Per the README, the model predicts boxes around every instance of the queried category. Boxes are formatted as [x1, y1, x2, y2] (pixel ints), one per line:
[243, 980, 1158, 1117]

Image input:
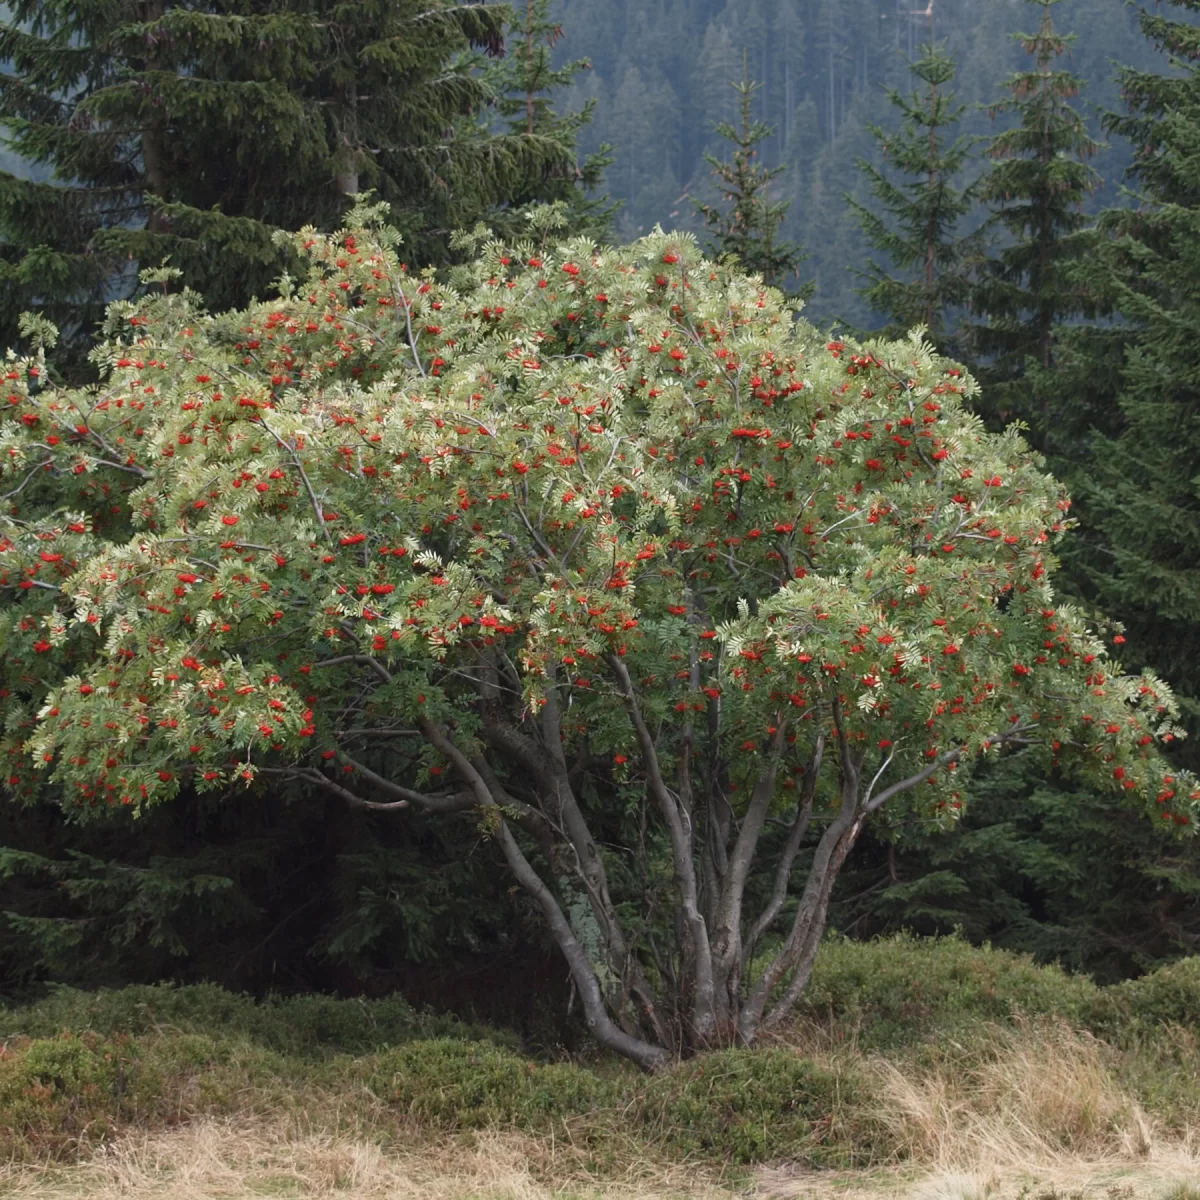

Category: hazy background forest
[559, 0, 1155, 325]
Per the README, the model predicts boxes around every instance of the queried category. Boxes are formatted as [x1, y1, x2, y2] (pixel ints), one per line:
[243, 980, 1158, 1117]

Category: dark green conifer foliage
[851, 35, 978, 350]
[0, 0, 582, 364]
[830, 753, 1200, 982]
[483, 0, 614, 240]
[1073, 0, 1200, 755]
[966, 0, 1102, 455]
[694, 62, 808, 294]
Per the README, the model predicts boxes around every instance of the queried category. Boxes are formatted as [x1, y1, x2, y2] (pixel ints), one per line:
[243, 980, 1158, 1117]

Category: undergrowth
[0, 934, 1196, 1175]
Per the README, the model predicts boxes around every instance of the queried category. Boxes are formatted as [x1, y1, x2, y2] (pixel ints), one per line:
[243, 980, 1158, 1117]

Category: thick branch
[418, 715, 669, 1070]
[486, 702, 669, 1048]
[746, 735, 825, 953]
[863, 724, 1038, 814]
[312, 654, 393, 685]
[739, 765, 861, 1041]
[718, 723, 788, 920]
[708, 723, 788, 1011]
[493, 819, 668, 1072]
[608, 653, 717, 1041]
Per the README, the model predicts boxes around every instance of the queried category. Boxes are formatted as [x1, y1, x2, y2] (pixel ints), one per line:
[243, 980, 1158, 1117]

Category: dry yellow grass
[758, 1163, 1200, 1200]
[0, 1118, 737, 1200]
[2, 1016, 1198, 1199]
[760, 1017, 1200, 1200]
[865, 1020, 1161, 1168]
[0, 1118, 1196, 1200]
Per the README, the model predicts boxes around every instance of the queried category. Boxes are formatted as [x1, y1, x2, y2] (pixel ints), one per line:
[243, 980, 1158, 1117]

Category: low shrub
[3, 942, 1200, 1171]
[0, 1032, 165, 1157]
[795, 934, 1100, 1048]
[0, 983, 507, 1057]
[1084, 957, 1200, 1038]
[636, 1047, 881, 1166]
[372, 1038, 618, 1130]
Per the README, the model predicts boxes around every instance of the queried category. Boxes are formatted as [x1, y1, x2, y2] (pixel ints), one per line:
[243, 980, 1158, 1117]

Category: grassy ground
[1, 1123, 1197, 1200]
[0, 936, 1198, 1199]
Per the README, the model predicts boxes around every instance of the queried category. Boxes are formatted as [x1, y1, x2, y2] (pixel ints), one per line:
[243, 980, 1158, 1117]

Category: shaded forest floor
[1, 937, 1198, 1199]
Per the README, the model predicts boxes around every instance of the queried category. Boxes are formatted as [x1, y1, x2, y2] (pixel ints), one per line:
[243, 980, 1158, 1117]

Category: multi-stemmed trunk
[282, 643, 972, 1071]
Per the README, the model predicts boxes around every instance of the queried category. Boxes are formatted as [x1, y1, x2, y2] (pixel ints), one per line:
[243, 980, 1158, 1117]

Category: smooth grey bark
[708, 725, 788, 1022]
[481, 678, 672, 1049]
[737, 702, 864, 1042]
[419, 714, 670, 1071]
[610, 654, 719, 1045]
[745, 734, 825, 960]
[310, 652, 1039, 1068]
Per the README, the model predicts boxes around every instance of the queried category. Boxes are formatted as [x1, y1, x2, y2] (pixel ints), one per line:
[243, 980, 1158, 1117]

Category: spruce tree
[966, 0, 1102, 456]
[850, 36, 978, 350]
[0, 0, 584, 365]
[483, 0, 614, 240]
[1073, 0, 1200, 759]
[694, 62, 809, 294]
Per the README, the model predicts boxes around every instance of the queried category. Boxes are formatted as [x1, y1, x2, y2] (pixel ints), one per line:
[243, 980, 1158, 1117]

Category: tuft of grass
[864, 1018, 1153, 1169]
[1159, 1184, 1200, 1200]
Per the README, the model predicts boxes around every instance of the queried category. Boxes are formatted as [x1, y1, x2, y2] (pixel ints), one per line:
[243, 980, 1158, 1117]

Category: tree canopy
[0, 205, 1194, 1067]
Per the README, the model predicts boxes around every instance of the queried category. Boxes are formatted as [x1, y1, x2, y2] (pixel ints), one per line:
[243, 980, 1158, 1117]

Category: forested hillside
[558, 0, 1159, 324]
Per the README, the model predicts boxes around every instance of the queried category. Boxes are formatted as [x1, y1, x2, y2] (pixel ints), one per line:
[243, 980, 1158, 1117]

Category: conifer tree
[483, 0, 614, 241]
[694, 62, 808, 294]
[966, 0, 1102, 455]
[1073, 0, 1200, 759]
[850, 36, 978, 350]
[0, 0, 585, 365]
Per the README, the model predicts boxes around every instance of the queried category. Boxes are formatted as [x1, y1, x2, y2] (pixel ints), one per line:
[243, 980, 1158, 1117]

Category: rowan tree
[1, 204, 1193, 1069]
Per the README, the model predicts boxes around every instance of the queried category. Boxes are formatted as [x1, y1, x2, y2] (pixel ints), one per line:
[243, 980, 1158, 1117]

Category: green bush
[0, 1032, 164, 1156]
[636, 1047, 878, 1166]
[4, 944, 1200, 1170]
[0, 1024, 308, 1159]
[1085, 957, 1200, 1037]
[795, 934, 1100, 1048]
[373, 1038, 617, 1129]
[0, 983, 508, 1057]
